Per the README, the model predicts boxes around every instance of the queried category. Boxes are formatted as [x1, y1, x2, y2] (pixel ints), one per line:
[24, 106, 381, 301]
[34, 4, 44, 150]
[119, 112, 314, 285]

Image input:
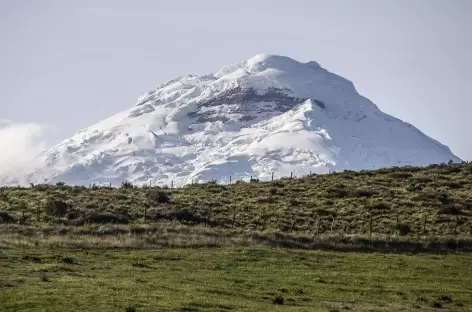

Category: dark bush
[155, 191, 171, 204]
[125, 306, 137, 312]
[66, 209, 81, 220]
[55, 182, 66, 187]
[439, 204, 463, 215]
[22, 255, 42, 263]
[443, 181, 462, 189]
[61, 257, 75, 264]
[269, 188, 277, 195]
[438, 295, 452, 303]
[0, 211, 14, 223]
[121, 181, 134, 189]
[44, 199, 71, 217]
[396, 223, 412, 236]
[272, 294, 284, 305]
[172, 208, 203, 224]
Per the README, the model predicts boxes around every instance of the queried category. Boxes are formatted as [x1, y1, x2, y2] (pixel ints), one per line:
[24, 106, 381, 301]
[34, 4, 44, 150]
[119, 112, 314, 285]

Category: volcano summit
[8, 54, 461, 186]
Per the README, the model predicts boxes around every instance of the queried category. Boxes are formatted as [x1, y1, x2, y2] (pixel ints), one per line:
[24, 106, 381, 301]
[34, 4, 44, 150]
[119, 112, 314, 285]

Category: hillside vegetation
[1, 163, 471, 251]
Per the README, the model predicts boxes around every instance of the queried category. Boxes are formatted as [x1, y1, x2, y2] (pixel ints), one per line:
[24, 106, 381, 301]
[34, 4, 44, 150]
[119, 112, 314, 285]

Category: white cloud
[0, 121, 51, 183]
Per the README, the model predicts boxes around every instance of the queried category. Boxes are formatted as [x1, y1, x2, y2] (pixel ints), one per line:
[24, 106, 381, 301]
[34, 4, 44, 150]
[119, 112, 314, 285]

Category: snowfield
[2, 54, 461, 186]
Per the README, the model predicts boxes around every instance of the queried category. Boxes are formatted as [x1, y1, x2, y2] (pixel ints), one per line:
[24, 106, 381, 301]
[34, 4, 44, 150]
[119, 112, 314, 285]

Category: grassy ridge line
[0, 163, 471, 244]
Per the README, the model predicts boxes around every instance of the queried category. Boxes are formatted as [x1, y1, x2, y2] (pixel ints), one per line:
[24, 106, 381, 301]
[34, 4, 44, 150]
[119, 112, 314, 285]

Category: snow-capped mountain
[6, 54, 462, 186]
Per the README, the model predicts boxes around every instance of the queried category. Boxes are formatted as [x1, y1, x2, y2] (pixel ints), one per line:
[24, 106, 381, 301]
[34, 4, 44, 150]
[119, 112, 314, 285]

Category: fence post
[229, 176, 231, 184]
[271, 172, 274, 181]
[455, 216, 458, 236]
[109, 182, 112, 188]
[369, 214, 373, 237]
[290, 172, 293, 179]
[395, 213, 399, 236]
[171, 180, 174, 189]
[290, 220, 296, 232]
[423, 216, 427, 235]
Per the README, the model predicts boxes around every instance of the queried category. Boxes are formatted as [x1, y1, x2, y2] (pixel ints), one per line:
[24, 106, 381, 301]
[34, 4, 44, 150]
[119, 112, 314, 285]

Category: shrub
[0, 211, 14, 223]
[61, 257, 75, 264]
[44, 199, 71, 217]
[66, 209, 81, 220]
[269, 188, 278, 195]
[148, 190, 171, 204]
[272, 294, 284, 305]
[439, 204, 463, 215]
[171, 208, 203, 224]
[125, 306, 137, 312]
[55, 182, 66, 187]
[438, 295, 452, 303]
[22, 255, 42, 263]
[396, 223, 412, 236]
[121, 181, 134, 189]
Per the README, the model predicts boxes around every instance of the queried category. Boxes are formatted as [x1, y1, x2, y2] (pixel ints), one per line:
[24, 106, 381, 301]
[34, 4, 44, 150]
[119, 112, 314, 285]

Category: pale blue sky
[1, 0, 471, 159]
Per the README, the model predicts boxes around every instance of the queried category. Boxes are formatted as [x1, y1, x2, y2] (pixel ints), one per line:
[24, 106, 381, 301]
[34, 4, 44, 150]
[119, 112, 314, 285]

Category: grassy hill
[1, 162, 471, 251]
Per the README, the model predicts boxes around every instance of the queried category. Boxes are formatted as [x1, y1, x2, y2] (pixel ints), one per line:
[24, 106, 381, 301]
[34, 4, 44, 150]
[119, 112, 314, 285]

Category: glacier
[2, 54, 461, 186]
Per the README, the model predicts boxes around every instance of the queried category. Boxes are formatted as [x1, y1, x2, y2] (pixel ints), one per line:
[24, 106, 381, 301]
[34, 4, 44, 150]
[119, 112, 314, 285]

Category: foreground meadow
[1, 246, 471, 312]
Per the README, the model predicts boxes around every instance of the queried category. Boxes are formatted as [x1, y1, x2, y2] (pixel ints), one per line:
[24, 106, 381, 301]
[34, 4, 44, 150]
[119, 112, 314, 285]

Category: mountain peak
[1, 55, 461, 186]
[244, 53, 321, 72]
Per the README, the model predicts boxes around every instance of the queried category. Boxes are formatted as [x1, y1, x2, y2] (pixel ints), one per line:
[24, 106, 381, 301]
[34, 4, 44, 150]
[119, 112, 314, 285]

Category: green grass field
[2, 246, 472, 312]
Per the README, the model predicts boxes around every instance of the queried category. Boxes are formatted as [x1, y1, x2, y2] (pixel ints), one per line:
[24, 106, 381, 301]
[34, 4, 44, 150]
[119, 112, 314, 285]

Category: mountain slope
[9, 54, 462, 186]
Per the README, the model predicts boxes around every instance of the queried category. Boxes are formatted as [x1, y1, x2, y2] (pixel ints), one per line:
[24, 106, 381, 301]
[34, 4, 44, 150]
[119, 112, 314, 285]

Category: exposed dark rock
[186, 87, 325, 123]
